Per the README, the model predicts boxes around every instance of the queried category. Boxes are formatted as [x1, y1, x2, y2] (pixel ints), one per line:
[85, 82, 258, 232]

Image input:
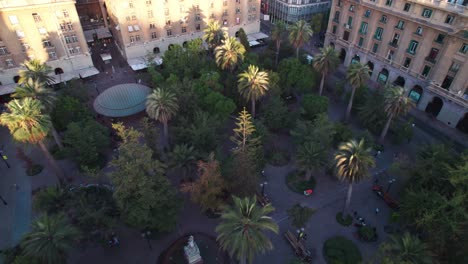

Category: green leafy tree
[271, 21, 287, 67]
[110, 124, 181, 231]
[18, 59, 54, 85]
[357, 90, 386, 133]
[291, 113, 335, 148]
[169, 144, 197, 179]
[203, 20, 225, 49]
[301, 94, 328, 121]
[20, 214, 80, 264]
[345, 63, 370, 122]
[33, 186, 68, 214]
[63, 119, 109, 169]
[310, 13, 324, 33]
[277, 58, 316, 94]
[238, 65, 269, 117]
[51, 96, 92, 131]
[216, 196, 279, 264]
[296, 141, 327, 181]
[260, 95, 289, 131]
[288, 20, 313, 58]
[215, 36, 246, 72]
[334, 139, 375, 214]
[140, 117, 160, 156]
[313, 46, 339, 95]
[287, 203, 315, 228]
[146, 88, 178, 144]
[0, 98, 64, 183]
[379, 85, 414, 143]
[380, 232, 434, 264]
[237, 27, 251, 52]
[180, 154, 226, 212]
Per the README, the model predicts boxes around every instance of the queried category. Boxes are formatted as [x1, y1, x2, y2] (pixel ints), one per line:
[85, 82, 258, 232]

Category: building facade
[104, 0, 261, 65]
[0, 0, 97, 94]
[325, 0, 468, 130]
[267, 0, 331, 23]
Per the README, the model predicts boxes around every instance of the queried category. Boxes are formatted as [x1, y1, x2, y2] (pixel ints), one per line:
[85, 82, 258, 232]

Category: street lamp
[260, 181, 268, 196]
[0, 148, 10, 169]
[141, 230, 152, 249]
[386, 178, 396, 193]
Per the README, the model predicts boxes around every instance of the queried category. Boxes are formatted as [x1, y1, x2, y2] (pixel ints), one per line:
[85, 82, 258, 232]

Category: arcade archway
[425, 97, 443, 117]
[408, 85, 423, 104]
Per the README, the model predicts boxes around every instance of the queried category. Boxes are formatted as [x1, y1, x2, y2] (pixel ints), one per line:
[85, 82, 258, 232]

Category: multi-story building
[103, 0, 261, 69]
[267, 0, 331, 23]
[325, 0, 468, 132]
[0, 0, 98, 95]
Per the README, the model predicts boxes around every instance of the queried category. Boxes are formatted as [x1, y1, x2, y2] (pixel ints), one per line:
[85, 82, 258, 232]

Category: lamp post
[260, 181, 268, 196]
[0, 194, 7, 205]
[386, 178, 396, 193]
[141, 230, 152, 249]
[0, 149, 10, 169]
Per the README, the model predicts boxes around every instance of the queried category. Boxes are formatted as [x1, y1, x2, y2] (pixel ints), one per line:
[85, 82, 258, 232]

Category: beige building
[325, 0, 468, 131]
[0, 0, 98, 95]
[103, 0, 262, 69]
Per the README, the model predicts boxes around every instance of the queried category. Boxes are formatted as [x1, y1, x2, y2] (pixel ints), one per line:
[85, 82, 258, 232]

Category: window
[421, 65, 431, 78]
[390, 33, 399, 47]
[195, 14, 201, 21]
[149, 23, 156, 29]
[449, 62, 460, 73]
[385, 0, 393, 6]
[236, 17, 240, 24]
[68, 47, 76, 54]
[426, 48, 439, 62]
[372, 43, 379, 53]
[148, 10, 153, 18]
[32, 13, 41, 22]
[422, 8, 432, 18]
[9, 15, 19, 25]
[130, 35, 135, 43]
[223, 10, 228, 16]
[128, 25, 134, 32]
[333, 11, 340, 22]
[380, 15, 387, 23]
[0, 46, 9, 55]
[134, 25, 140, 31]
[415, 26, 423, 35]
[337, 0, 341, 7]
[63, 10, 69, 18]
[126, 16, 131, 21]
[71, 34, 78, 42]
[349, 5, 355, 12]
[43, 40, 52, 48]
[435, 34, 445, 44]
[387, 50, 394, 60]
[445, 15, 455, 24]
[129, 1, 134, 8]
[236, 7, 241, 14]
[165, 9, 169, 16]
[38, 27, 47, 35]
[347, 16, 353, 28]
[459, 43, 467, 54]
[358, 37, 364, 47]
[16, 30, 25, 39]
[396, 20, 405, 30]
[67, 22, 73, 31]
[65, 35, 71, 44]
[441, 75, 453, 89]
[131, 15, 137, 20]
[360, 22, 368, 34]
[332, 25, 337, 34]
[403, 3, 411, 12]
[196, 24, 201, 31]
[151, 32, 157, 39]
[364, 10, 371, 18]
[20, 43, 30, 52]
[408, 40, 418, 54]
[146, 0, 152, 5]
[182, 26, 187, 33]
[48, 51, 57, 59]
[135, 35, 141, 42]
[166, 20, 171, 26]
[403, 57, 411, 68]
[5, 59, 14, 67]
[167, 29, 172, 36]
[343, 31, 350, 41]
[374, 27, 383, 40]
[223, 19, 228, 25]
[60, 23, 66, 31]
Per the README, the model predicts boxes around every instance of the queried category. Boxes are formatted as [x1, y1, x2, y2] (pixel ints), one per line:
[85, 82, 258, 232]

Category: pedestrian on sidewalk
[375, 208, 380, 214]
[375, 150, 381, 158]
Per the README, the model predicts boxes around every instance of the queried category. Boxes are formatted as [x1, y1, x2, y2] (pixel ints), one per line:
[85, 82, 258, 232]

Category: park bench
[256, 192, 271, 207]
[284, 230, 313, 263]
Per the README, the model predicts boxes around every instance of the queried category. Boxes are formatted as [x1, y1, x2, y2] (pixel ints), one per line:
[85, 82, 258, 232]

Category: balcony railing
[425, 56, 437, 63]
[388, 41, 398, 48]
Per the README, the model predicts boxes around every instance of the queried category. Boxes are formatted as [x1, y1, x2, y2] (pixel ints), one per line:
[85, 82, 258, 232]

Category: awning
[248, 32, 269, 40]
[101, 53, 112, 61]
[50, 72, 77, 84]
[79, 67, 100, 78]
[83, 28, 112, 43]
[0, 83, 16, 96]
[249, 40, 261, 47]
[247, 35, 256, 42]
[127, 56, 163, 71]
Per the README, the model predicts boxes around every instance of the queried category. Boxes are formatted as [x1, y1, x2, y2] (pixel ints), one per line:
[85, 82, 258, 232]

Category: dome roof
[93, 83, 151, 117]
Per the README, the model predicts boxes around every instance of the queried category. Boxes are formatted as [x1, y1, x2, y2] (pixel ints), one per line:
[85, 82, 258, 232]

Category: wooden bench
[256, 192, 271, 207]
[284, 230, 313, 263]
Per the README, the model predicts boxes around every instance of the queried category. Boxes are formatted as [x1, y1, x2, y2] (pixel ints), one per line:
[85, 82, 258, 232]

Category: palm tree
[334, 139, 375, 214]
[0, 98, 64, 183]
[271, 21, 287, 67]
[12, 79, 63, 149]
[313, 46, 339, 96]
[237, 65, 269, 117]
[18, 59, 54, 85]
[203, 20, 225, 49]
[215, 36, 246, 72]
[20, 214, 80, 264]
[380, 232, 433, 264]
[216, 196, 279, 264]
[288, 20, 313, 58]
[169, 144, 196, 179]
[379, 85, 414, 143]
[146, 88, 178, 144]
[345, 63, 370, 122]
[296, 141, 327, 181]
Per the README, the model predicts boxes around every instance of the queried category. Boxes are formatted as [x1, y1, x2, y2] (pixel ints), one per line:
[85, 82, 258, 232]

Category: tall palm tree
[169, 144, 196, 179]
[296, 141, 327, 181]
[345, 63, 370, 122]
[380, 232, 434, 264]
[237, 65, 269, 117]
[146, 88, 178, 144]
[379, 85, 414, 143]
[334, 139, 375, 214]
[313, 46, 339, 96]
[216, 196, 279, 264]
[20, 214, 80, 264]
[271, 21, 287, 67]
[18, 59, 54, 85]
[288, 20, 313, 58]
[13, 79, 63, 149]
[215, 36, 246, 72]
[0, 98, 64, 183]
[203, 20, 225, 49]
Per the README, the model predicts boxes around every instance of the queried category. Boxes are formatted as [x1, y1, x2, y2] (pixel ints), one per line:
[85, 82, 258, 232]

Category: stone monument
[184, 235, 203, 264]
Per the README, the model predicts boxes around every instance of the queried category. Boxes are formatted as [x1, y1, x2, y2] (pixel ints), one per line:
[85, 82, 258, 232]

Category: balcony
[333, 18, 340, 23]
[343, 23, 352, 30]
[388, 41, 398, 48]
[425, 56, 437, 64]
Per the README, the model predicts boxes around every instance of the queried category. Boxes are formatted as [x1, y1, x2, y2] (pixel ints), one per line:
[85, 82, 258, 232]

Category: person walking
[375, 208, 380, 214]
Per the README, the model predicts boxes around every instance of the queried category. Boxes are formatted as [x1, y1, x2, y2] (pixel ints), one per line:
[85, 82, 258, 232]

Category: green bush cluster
[335, 212, 353, 227]
[323, 236, 362, 264]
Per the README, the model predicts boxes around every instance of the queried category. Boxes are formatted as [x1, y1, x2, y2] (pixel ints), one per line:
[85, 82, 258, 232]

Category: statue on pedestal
[184, 235, 203, 264]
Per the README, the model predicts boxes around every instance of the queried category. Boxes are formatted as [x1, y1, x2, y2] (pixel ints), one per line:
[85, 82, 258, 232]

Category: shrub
[358, 226, 377, 241]
[323, 236, 362, 264]
[335, 212, 353, 226]
[33, 186, 69, 214]
[288, 203, 315, 228]
[286, 170, 316, 193]
[26, 164, 43, 176]
[260, 96, 289, 131]
[266, 148, 290, 166]
[332, 123, 353, 147]
[301, 94, 328, 121]
[51, 96, 92, 131]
